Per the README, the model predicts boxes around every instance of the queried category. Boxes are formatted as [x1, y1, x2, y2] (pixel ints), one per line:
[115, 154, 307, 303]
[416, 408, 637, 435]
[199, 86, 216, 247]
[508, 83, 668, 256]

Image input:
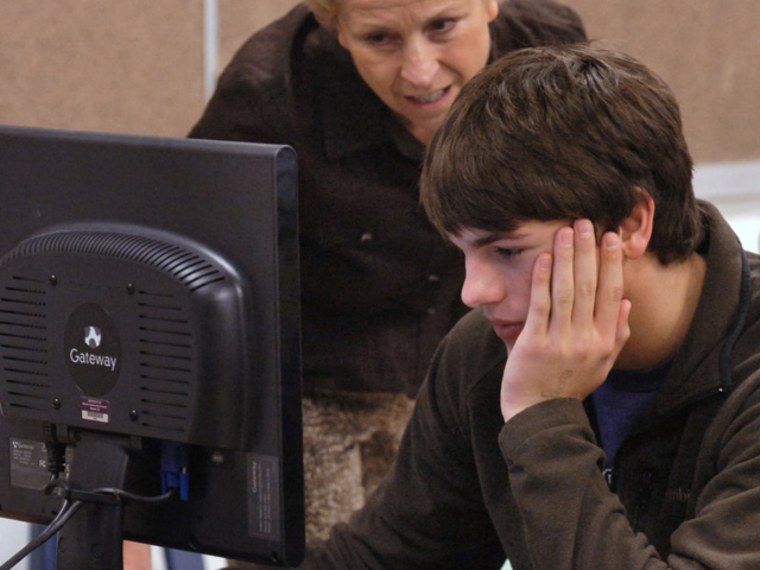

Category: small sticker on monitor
[247, 454, 280, 541]
[81, 397, 111, 423]
[8, 438, 50, 490]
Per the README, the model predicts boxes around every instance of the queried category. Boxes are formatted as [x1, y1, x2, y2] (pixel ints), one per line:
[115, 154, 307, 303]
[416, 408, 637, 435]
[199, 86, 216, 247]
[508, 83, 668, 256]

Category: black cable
[44, 479, 175, 505]
[0, 498, 83, 570]
[0, 484, 175, 569]
[90, 487, 176, 504]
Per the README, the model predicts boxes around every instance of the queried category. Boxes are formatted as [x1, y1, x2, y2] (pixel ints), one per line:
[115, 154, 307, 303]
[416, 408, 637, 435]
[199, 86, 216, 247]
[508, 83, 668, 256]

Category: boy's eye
[495, 247, 523, 259]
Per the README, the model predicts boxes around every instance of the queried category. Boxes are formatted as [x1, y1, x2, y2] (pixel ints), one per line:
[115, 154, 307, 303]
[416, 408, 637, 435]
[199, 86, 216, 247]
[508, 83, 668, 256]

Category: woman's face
[336, 0, 499, 145]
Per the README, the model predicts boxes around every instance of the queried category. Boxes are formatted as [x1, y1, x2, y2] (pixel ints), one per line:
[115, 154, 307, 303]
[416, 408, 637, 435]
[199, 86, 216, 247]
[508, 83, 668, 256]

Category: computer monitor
[0, 124, 304, 568]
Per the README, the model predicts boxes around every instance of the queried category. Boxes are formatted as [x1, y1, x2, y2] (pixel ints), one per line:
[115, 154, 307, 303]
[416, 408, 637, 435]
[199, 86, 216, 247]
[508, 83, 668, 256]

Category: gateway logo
[70, 324, 117, 372]
[69, 347, 118, 372]
[84, 325, 102, 348]
[65, 303, 122, 397]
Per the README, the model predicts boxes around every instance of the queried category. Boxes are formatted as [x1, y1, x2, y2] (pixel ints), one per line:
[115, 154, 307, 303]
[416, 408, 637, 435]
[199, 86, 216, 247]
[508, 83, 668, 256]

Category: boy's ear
[618, 191, 655, 259]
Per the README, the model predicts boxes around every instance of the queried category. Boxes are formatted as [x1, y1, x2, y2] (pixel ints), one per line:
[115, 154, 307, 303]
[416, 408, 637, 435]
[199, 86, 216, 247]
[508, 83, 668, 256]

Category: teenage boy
[302, 43, 760, 569]
[190, 1, 585, 548]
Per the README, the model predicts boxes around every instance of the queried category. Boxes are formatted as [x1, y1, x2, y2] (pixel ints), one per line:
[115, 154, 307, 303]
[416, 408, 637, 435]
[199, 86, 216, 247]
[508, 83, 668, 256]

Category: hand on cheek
[500, 219, 632, 423]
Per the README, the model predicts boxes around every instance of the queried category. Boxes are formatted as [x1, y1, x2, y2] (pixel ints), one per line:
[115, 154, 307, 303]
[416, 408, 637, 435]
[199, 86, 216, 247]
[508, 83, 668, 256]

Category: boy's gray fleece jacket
[304, 200, 760, 569]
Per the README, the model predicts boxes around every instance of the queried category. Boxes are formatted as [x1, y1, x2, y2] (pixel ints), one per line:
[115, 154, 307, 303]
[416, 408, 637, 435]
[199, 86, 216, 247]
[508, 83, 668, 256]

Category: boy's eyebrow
[473, 231, 524, 247]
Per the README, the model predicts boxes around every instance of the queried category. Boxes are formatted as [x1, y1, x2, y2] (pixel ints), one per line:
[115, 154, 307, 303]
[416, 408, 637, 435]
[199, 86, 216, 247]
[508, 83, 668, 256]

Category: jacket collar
[656, 200, 752, 413]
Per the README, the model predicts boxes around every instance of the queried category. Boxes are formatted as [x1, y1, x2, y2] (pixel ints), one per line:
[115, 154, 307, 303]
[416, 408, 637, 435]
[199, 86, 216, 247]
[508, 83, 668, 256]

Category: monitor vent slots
[136, 290, 194, 434]
[0, 275, 51, 412]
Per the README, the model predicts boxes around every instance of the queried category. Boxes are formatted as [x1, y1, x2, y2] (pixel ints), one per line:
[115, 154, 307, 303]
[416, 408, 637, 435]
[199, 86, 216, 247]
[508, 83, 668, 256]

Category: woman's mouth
[406, 87, 449, 105]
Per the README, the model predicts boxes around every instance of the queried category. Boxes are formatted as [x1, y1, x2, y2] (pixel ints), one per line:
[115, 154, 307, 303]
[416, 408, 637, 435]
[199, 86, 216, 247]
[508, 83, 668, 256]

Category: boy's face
[449, 219, 571, 353]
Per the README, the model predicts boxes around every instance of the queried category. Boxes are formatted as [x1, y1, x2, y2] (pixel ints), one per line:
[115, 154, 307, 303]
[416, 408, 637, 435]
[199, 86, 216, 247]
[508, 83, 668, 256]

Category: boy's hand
[500, 219, 631, 422]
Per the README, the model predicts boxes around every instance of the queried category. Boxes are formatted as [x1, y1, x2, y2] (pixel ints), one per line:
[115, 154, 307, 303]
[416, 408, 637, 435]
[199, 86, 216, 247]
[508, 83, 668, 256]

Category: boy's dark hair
[421, 43, 703, 264]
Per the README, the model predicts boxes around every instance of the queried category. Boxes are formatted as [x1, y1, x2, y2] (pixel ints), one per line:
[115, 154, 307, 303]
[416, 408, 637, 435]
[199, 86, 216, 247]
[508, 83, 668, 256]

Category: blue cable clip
[160, 441, 190, 501]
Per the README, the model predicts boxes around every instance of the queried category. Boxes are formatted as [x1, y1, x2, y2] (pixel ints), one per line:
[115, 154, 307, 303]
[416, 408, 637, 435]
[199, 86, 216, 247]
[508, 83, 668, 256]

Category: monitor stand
[53, 433, 137, 570]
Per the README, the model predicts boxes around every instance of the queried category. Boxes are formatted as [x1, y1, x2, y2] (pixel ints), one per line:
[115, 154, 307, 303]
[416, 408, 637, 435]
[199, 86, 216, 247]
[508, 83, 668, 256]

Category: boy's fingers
[594, 231, 626, 334]
[550, 226, 576, 334]
[571, 219, 598, 326]
[617, 299, 633, 346]
[521, 251, 553, 338]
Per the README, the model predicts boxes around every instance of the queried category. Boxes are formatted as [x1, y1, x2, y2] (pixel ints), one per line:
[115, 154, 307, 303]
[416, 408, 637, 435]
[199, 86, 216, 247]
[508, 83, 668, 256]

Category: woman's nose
[399, 39, 438, 87]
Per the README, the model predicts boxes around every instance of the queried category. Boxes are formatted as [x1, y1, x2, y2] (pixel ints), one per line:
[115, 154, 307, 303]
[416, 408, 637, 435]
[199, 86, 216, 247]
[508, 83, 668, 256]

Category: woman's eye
[430, 18, 456, 35]
[364, 33, 392, 46]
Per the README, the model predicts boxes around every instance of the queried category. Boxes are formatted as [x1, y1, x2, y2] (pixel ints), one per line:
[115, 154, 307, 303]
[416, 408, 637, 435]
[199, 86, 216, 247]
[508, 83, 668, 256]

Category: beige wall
[218, 0, 300, 70]
[0, 1, 205, 137]
[1, 1, 758, 163]
[563, 0, 760, 162]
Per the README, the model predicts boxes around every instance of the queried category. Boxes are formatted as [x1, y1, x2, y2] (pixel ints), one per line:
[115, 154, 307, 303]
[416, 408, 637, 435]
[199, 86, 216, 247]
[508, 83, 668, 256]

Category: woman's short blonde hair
[304, 0, 497, 32]
[304, 0, 341, 31]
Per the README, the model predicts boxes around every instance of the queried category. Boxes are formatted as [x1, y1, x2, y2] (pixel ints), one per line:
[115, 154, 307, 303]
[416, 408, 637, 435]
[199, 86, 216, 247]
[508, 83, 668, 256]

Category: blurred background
[1, 0, 758, 248]
[0, 1, 758, 568]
